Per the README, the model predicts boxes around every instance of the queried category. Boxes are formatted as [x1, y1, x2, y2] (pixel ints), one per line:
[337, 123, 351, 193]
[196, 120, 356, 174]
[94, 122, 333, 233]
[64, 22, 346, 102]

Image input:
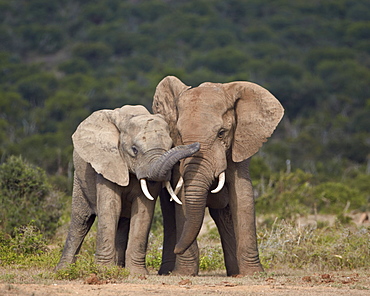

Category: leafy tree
[0, 91, 28, 122]
[316, 59, 370, 101]
[18, 24, 65, 54]
[305, 47, 354, 71]
[16, 73, 58, 107]
[189, 46, 248, 74]
[345, 21, 370, 45]
[243, 25, 274, 42]
[0, 53, 41, 85]
[58, 59, 91, 74]
[72, 42, 113, 66]
[39, 91, 89, 132]
[17, 0, 59, 25]
[84, 2, 114, 25]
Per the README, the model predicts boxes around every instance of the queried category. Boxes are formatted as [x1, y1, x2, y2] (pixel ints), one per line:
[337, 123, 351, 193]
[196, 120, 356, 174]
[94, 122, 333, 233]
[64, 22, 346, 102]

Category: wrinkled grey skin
[152, 76, 284, 276]
[55, 105, 199, 275]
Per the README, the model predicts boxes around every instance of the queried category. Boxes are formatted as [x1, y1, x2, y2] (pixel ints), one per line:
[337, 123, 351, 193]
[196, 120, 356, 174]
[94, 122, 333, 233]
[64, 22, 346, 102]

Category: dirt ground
[1, 270, 369, 296]
[1, 282, 367, 296]
[2, 213, 369, 295]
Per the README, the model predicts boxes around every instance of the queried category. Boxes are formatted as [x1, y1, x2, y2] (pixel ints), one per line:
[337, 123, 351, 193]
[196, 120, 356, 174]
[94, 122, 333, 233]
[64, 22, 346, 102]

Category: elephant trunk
[174, 162, 212, 255]
[137, 142, 200, 181]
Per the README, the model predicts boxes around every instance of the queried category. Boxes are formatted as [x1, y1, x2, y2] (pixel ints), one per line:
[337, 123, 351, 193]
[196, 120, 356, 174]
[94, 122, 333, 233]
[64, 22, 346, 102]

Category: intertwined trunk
[174, 160, 212, 254]
[136, 142, 200, 181]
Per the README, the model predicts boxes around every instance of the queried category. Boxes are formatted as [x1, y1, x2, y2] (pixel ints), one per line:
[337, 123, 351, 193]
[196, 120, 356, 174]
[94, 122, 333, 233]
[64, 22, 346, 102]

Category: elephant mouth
[139, 179, 183, 205]
[173, 171, 226, 195]
[138, 142, 200, 203]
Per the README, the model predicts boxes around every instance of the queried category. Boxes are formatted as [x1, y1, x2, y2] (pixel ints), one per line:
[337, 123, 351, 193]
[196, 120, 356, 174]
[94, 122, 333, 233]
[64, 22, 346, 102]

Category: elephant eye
[217, 129, 226, 138]
[132, 146, 138, 156]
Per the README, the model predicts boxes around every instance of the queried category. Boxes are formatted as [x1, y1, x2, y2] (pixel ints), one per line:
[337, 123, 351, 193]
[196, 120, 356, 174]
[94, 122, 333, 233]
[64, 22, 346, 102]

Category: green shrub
[10, 221, 47, 255]
[55, 262, 130, 281]
[145, 232, 163, 270]
[256, 170, 314, 219]
[0, 156, 64, 237]
[307, 182, 365, 214]
[0, 222, 57, 268]
[199, 245, 225, 271]
[256, 170, 368, 220]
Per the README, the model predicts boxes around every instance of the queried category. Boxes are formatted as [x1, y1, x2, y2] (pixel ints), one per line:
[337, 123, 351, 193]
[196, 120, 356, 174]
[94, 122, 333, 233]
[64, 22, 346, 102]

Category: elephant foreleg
[209, 206, 239, 276]
[125, 184, 158, 275]
[227, 159, 264, 275]
[55, 178, 95, 271]
[158, 188, 177, 275]
[95, 175, 122, 265]
[172, 201, 199, 276]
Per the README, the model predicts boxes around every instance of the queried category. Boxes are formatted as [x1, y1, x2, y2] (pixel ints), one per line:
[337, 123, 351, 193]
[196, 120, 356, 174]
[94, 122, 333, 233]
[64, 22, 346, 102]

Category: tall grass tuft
[258, 218, 370, 271]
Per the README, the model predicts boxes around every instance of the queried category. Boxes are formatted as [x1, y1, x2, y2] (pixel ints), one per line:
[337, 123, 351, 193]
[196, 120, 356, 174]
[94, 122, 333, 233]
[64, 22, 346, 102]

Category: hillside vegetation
[0, 0, 369, 240]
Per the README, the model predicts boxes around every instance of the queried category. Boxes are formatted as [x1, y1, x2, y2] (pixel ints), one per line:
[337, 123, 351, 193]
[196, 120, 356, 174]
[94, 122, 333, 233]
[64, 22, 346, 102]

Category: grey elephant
[55, 105, 199, 275]
[152, 76, 284, 276]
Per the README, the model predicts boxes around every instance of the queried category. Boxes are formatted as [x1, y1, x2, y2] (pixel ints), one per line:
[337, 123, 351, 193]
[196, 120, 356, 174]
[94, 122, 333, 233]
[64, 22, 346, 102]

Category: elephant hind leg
[209, 206, 239, 276]
[116, 217, 130, 267]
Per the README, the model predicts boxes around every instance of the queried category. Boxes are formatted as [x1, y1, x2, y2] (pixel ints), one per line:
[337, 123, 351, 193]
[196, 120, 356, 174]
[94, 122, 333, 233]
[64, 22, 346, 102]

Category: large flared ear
[72, 109, 129, 187]
[152, 76, 190, 143]
[223, 82, 284, 163]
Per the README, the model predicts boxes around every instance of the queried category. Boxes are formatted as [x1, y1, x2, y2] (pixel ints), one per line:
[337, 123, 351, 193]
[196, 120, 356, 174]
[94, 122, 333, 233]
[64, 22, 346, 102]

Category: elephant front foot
[54, 260, 71, 272]
[238, 264, 264, 276]
[171, 268, 197, 277]
[123, 255, 149, 275]
[171, 242, 199, 276]
[55, 255, 77, 272]
[127, 266, 149, 276]
[172, 260, 199, 276]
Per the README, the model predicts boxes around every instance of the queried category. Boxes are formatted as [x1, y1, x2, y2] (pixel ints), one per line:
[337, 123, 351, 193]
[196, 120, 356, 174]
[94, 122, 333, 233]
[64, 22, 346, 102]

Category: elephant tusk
[140, 179, 154, 200]
[174, 177, 184, 195]
[211, 171, 225, 193]
[165, 181, 183, 205]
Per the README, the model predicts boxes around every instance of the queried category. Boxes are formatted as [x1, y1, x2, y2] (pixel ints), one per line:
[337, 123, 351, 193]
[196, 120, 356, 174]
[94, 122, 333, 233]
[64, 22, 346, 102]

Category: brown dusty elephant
[152, 76, 284, 276]
[55, 105, 199, 275]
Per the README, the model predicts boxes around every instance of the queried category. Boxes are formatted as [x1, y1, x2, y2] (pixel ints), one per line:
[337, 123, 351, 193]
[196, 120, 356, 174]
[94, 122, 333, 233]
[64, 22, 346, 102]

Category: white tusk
[174, 177, 184, 195]
[211, 172, 225, 193]
[140, 179, 154, 200]
[165, 181, 182, 205]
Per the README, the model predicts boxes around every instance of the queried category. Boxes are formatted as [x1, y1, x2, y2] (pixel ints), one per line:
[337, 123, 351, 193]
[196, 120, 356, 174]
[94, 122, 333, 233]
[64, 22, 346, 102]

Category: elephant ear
[72, 109, 129, 187]
[223, 81, 284, 163]
[152, 76, 190, 143]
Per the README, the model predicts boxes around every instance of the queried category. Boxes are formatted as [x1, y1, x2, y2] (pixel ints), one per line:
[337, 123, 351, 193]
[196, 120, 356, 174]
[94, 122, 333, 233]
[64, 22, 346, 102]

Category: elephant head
[73, 105, 199, 201]
[152, 76, 284, 255]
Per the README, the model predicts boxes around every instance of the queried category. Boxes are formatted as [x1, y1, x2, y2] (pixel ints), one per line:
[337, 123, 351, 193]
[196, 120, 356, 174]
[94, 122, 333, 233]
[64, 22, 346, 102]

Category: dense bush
[0, 156, 65, 237]
[255, 169, 370, 220]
